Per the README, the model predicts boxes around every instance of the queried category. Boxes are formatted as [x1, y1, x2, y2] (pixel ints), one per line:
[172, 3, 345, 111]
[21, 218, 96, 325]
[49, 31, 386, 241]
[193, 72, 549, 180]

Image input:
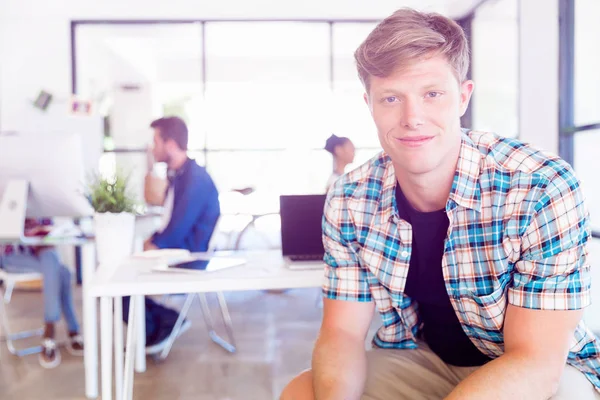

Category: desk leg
[101, 297, 114, 400]
[114, 297, 123, 400]
[82, 243, 98, 399]
[134, 295, 146, 373]
[123, 296, 137, 400]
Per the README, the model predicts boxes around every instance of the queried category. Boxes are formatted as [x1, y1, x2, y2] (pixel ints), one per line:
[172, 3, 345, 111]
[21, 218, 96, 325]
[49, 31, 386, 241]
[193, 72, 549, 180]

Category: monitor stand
[0, 179, 28, 243]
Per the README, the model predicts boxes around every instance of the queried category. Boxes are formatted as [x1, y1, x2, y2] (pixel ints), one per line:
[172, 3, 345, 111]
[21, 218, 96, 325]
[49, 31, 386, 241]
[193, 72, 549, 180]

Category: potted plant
[87, 171, 137, 265]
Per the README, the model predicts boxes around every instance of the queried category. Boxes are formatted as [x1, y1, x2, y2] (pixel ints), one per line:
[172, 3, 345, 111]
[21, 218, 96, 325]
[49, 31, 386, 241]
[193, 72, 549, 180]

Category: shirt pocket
[460, 286, 508, 332]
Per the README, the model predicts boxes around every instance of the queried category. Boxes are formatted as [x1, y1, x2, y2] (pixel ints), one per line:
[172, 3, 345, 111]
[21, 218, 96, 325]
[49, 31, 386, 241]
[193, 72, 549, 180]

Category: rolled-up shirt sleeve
[509, 170, 592, 310]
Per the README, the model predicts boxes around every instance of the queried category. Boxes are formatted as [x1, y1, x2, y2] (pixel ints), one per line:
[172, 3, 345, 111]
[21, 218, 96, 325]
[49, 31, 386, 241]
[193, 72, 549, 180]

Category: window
[574, 0, 600, 126]
[75, 23, 204, 150]
[74, 20, 382, 199]
[204, 22, 331, 150]
[560, 0, 600, 233]
[331, 23, 380, 149]
[471, 0, 519, 137]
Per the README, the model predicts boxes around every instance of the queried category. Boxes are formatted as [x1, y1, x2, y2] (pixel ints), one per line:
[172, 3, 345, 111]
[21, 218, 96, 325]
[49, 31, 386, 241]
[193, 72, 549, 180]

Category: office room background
[1, 0, 599, 399]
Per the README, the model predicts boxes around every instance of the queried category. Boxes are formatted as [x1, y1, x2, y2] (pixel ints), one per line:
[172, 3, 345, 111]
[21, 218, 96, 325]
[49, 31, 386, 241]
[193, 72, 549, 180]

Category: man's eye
[384, 96, 397, 103]
[426, 92, 441, 98]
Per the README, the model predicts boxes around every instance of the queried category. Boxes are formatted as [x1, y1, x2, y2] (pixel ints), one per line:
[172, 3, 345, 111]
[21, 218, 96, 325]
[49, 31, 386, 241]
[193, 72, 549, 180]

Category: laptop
[279, 194, 327, 270]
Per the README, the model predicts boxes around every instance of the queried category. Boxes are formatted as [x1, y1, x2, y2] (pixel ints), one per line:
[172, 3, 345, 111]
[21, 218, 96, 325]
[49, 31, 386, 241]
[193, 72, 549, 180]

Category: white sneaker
[66, 334, 84, 356]
[39, 338, 61, 369]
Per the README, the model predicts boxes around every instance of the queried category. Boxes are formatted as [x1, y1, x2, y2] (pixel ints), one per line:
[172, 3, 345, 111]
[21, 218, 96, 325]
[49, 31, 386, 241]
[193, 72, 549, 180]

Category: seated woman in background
[0, 218, 83, 369]
[324, 134, 355, 191]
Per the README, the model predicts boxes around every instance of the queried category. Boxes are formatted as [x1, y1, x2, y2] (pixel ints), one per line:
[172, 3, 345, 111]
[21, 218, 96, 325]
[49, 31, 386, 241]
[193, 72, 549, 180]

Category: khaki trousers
[361, 343, 600, 400]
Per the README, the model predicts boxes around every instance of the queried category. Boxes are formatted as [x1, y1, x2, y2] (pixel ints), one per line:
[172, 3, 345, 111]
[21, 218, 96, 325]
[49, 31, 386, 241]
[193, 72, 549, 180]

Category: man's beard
[163, 152, 172, 167]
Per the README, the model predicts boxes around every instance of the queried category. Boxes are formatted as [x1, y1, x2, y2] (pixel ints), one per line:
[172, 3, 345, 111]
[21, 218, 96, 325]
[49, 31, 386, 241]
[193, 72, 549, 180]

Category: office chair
[153, 217, 236, 362]
[0, 268, 44, 356]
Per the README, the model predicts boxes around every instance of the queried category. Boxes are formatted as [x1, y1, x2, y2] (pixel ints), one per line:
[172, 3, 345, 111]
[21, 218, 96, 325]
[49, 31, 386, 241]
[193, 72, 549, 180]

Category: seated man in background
[123, 116, 220, 354]
[0, 219, 83, 369]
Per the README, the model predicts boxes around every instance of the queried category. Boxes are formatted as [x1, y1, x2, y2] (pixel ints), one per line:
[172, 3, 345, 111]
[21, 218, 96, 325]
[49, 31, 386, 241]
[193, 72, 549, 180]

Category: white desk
[87, 250, 324, 400]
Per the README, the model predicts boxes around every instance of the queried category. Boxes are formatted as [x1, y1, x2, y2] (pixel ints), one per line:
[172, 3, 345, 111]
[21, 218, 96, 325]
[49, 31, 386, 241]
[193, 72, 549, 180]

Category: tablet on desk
[152, 257, 246, 273]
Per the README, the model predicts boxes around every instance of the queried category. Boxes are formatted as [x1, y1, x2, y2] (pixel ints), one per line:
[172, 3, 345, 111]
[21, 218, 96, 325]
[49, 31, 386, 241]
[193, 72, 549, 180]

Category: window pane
[206, 150, 329, 196]
[332, 23, 378, 89]
[574, 0, 600, 126]
[332, 23, 380, 148]
[573, 130, 600, 231]
[76, 23, 205, 149]
[472, 0, 519, 138]
[205, 147, 380, 199]
[204, 22, 331, 149]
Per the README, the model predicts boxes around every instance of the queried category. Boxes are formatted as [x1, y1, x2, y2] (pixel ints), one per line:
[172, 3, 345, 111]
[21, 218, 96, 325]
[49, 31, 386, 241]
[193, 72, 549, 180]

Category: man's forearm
[446, 352, 562, 400]
[312, 331, 368, 400]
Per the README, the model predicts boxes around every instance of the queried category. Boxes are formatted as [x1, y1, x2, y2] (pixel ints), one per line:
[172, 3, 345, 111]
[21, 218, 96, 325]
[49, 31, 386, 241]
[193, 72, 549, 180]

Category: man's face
[365, 55, 473, 176]
[336, 141, 356, 165]
[152, 129, 168, 163]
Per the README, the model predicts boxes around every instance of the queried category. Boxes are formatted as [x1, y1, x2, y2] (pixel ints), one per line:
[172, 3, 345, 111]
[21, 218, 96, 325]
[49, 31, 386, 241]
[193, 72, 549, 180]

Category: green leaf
[85, 169, 138, 214]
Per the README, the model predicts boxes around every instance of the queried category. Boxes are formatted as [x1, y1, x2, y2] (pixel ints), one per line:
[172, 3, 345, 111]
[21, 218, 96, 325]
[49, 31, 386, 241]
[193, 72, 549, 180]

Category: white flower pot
[94, 212, 136, 266]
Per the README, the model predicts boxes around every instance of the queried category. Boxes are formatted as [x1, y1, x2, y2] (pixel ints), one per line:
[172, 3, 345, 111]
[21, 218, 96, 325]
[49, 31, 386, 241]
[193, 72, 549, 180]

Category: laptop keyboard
[289, 254, 323, 262]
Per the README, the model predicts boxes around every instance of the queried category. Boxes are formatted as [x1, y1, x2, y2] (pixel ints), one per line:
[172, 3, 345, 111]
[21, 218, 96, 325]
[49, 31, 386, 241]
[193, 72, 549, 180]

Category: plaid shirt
[323, 130, 600, 391]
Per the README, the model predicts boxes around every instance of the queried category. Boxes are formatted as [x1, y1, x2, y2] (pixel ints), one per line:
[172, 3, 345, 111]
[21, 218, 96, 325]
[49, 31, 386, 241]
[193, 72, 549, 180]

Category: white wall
[0, 0, 481, 133]
[518, 0, 560, 155]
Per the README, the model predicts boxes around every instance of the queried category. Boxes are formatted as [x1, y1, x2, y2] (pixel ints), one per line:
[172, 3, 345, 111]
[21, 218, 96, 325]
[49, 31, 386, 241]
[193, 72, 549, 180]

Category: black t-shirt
[396, 184, 492, 367]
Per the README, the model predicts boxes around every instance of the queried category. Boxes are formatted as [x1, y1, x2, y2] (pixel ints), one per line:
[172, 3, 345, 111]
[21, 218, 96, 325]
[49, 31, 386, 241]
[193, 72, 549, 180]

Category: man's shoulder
[468, 130, 575, 184]
[187, 161, 216, 185]
[328, 151, 390, 201]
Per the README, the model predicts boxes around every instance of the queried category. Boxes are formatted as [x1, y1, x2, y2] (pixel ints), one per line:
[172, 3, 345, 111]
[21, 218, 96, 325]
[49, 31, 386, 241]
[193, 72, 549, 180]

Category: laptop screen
[279, 194, 326, 257]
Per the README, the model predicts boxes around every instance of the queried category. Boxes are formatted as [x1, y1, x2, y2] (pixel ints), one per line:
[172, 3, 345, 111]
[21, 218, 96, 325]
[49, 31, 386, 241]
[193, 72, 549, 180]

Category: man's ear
[459, 80, 474, 117]
[164, 139, 177, 153]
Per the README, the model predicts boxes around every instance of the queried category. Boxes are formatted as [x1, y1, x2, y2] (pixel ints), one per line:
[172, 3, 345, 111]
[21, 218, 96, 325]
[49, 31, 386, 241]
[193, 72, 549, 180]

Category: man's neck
[167, 152, 188, 171]
[334, 159, 347, 176]
[394, 145, 461, 213]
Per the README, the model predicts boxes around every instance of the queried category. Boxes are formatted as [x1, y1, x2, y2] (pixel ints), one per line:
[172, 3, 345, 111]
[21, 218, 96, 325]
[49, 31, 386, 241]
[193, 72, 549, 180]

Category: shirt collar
[167, 157, 192, 185]
[375, 131, 482, 225]
[448, 132, 482, 213]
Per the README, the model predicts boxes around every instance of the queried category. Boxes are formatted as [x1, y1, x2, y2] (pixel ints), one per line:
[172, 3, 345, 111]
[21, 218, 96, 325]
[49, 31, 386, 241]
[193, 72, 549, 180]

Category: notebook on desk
[279, 194, 326, 270]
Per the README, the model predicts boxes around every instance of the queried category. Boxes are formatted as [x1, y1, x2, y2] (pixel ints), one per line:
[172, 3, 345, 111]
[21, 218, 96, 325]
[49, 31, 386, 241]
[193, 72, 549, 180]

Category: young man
[123, 116, 220, 354]
[282, 8, 600, 400]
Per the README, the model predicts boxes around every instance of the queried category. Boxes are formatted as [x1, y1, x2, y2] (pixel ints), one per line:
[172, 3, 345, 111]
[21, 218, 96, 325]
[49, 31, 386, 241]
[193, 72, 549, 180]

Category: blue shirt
[151, 158, 220, 252]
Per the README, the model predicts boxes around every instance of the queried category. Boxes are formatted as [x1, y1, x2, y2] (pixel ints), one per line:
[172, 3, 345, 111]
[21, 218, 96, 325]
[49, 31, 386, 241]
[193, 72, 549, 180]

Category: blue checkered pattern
[323, 130, 600, 390]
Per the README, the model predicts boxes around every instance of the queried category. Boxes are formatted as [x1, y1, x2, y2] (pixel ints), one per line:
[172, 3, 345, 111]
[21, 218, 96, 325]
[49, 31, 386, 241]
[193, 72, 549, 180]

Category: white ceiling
[73, 0, 490, 90]
[2, 0, 487, 20]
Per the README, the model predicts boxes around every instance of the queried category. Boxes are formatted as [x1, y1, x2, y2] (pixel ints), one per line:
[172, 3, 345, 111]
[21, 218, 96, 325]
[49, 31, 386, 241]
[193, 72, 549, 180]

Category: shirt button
[401, 251, 409, 258]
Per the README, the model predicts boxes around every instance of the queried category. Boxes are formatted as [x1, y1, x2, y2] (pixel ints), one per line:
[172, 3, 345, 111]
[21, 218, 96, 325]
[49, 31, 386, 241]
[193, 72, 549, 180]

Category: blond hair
[355, 8, 469, 90]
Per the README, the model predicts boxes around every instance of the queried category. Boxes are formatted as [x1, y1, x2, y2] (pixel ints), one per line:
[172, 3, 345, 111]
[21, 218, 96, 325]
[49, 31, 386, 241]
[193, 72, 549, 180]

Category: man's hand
[143, 238, 158, 251]
[24, 226, 53, 256]
[24, 225, 51, 237]
[144, 173, 168, 206]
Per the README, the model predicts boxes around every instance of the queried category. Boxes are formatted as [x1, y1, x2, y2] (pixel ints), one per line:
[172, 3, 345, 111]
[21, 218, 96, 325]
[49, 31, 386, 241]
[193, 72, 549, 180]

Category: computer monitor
[280, 194, 326, 259]
[0, 132, 93, 240]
